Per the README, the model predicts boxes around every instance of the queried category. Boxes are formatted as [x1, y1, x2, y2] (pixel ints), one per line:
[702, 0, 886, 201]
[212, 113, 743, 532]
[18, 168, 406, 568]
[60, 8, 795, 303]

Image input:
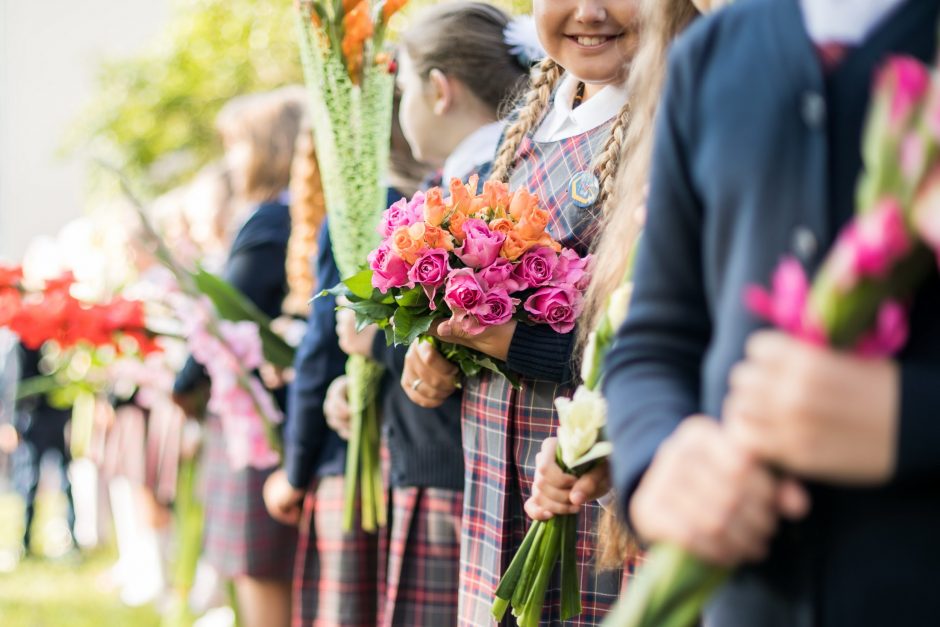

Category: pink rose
[524, 285, 583, 334]
[855, 300, 909, 357]
[455, 219, 506, 269]
[369, 244, 413, 293]
[552, 249, 593, 290]
[477, 257, 524, 293]
[472, 288, 516, 326]
[512, 246, 558, 290]
[408, 249, 451, 307]
[443, 268, 485, 313]
[378, 191, 425, 238]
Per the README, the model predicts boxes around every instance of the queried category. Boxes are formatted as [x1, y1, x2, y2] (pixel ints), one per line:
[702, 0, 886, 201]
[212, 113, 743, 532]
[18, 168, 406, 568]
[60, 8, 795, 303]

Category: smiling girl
[399, 1, 640, 623]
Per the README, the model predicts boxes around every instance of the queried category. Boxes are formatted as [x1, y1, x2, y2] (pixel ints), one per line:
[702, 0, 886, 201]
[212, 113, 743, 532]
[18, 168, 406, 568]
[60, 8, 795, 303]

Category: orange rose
[424, 225, 454, 252]
[516, 205, 551, 240]
[468, 197, 487, 218]
[391, 223, 426, 264]
[536, 233, 562, 253]
[447, 210, 468, 242]
[423, 187, 448, 227]
[448, 177, 473, 215]
[508, 188, 539, 221]
[482, 180, 511, 213]
[489, 218, 515, 238]
[501, 230, 531, 261]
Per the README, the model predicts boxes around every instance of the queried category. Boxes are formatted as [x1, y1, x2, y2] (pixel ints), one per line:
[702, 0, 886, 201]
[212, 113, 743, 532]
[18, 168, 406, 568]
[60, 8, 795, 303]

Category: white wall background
[0, 0, 170, 262]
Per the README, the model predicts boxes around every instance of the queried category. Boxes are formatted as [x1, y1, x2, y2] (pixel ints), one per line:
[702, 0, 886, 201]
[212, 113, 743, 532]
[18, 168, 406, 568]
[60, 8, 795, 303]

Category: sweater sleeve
[506, 324, 575, 383]
[602, 45, 711, 518]
[283, 228, 347, 489]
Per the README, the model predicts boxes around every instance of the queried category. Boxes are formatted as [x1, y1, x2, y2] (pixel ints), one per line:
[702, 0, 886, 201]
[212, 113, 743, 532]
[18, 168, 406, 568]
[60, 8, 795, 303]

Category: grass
[0, 491, 161, 627]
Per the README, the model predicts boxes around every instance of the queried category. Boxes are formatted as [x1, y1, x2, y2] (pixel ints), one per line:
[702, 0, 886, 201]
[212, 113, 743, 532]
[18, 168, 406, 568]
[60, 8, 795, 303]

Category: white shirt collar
[799, 0, 905, 44]
[532, 73, 629, 143]
[442, 121, 506, 184]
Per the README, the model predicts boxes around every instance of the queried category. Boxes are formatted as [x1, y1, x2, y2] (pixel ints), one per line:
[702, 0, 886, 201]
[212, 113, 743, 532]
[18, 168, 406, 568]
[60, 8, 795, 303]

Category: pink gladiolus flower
[477, 257, 524, 293]
[408, 249, 451, 307]
[912, 166, 940, 264]
[855, 300, 909, 357]
[524, 285, 583, 334]
[744, 257, 811, 336]
[378, 191, 425, 237]
[455, 219, 506, 269]
[472, 288, 516, 326]
[369, 244, 413, 293]
[512, 247, 558, 290]
[878, 56, 930, 130]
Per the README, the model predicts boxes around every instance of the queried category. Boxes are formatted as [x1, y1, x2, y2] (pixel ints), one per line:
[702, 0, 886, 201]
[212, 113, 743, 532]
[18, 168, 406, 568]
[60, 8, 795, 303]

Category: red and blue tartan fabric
[459, 122, 624, 626]
[382, 486, 463, 626]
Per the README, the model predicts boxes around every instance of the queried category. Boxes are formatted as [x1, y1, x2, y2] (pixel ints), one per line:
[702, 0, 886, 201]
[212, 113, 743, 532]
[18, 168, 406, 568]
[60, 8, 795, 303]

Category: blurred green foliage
[72, 0, 532, 197]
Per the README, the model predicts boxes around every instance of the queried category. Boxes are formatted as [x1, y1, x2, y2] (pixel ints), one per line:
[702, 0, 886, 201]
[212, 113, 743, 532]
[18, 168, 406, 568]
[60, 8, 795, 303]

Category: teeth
[577, 36, 607, 47]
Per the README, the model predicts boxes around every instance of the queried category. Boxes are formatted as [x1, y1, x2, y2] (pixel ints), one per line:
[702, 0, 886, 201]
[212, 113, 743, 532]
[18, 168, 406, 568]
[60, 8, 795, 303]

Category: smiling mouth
[567, 34, 622, 49]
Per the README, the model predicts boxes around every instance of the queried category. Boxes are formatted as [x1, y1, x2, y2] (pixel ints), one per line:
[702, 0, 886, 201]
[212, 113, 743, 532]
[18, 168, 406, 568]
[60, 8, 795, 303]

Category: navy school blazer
[603, 0, 940, 625]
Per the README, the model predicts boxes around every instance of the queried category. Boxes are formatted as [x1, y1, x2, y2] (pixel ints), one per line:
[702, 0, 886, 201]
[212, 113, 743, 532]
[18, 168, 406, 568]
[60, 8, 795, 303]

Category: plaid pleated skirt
[292, 475, 380, 627]
[201, 416, 297, 580]
[382, 486, 462, 627]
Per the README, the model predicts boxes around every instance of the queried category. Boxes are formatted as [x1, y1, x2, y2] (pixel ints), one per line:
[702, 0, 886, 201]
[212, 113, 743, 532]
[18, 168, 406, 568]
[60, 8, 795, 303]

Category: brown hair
[400, 2, 530, 118]
[283, 125, 326, 317]
[216, 86, 307, 203]
[589, 0, 701, 570]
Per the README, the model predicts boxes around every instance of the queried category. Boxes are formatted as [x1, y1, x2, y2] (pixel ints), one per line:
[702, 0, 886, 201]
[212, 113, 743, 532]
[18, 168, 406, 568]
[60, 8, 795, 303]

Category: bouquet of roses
[332, 176, 593, 380]
[605, 55, 940, 627]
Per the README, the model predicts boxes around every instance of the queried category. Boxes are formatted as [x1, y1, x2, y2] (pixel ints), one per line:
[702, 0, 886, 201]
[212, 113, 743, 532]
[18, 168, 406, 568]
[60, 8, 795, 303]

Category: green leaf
[342, 269, 377, 300]
[560, 514, 582, 620]
[391, 308, 435, 345]
[192, 268, 296, 369]
[394, 287, 425, 308]
[493, 520, 542, 620]
[345, 299, 396, 323]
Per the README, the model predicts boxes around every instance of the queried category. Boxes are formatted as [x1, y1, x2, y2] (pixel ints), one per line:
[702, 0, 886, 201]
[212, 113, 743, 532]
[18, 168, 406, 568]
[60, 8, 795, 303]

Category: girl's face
[397, 51, 444, 167]
[534, 0, 639, 86]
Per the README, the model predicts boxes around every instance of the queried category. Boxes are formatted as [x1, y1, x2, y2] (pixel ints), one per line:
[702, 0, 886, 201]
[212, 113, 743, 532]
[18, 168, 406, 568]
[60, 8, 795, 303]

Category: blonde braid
[593, 101, 632, 216]
[283, 129, 326, 317]
[489, 58, 564, 183]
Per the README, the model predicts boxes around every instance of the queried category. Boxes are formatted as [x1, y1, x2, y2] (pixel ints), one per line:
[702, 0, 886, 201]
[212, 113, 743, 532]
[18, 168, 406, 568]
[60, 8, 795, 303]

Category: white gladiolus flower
[580, 331, 599, 384]
[555, 386, 607, 469]
[606, 283, 633, 331]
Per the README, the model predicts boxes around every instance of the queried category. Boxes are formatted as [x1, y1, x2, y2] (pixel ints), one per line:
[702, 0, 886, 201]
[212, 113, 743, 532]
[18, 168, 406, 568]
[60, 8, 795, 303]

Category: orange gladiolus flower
[382, 0, 408, 23]
[342, 1, 374, 81]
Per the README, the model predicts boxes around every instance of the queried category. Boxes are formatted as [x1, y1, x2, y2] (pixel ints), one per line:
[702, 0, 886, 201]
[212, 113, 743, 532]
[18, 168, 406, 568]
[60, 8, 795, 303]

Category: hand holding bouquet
[333, 176, 593, 380]
[605, 55, 940, 627]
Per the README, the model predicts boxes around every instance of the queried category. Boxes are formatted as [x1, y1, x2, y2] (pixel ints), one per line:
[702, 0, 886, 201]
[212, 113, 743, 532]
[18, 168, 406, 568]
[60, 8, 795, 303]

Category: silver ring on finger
[411, 378, 423, 392]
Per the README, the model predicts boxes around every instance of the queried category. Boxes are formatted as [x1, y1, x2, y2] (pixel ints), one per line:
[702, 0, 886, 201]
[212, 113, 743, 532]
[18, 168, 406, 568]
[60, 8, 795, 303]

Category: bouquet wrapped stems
[296, 1, 399, 532]
[603, 54, 940, 627]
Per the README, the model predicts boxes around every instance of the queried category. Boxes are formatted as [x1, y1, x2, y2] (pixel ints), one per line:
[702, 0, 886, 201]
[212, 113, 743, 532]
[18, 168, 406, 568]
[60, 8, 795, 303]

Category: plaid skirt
[201, 417, 297, 580]
[460, 372, 623, 626]
[382, 486, 462, 627]
[292, 475, 380, 627]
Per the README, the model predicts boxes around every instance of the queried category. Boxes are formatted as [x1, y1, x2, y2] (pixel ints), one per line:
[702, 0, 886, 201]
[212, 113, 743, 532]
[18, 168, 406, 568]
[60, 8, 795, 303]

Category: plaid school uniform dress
[459, 124, 624, 626]
[201, 416, 298, 579]
[383, 486, 463, 627]
[292, 475, 381, 627]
